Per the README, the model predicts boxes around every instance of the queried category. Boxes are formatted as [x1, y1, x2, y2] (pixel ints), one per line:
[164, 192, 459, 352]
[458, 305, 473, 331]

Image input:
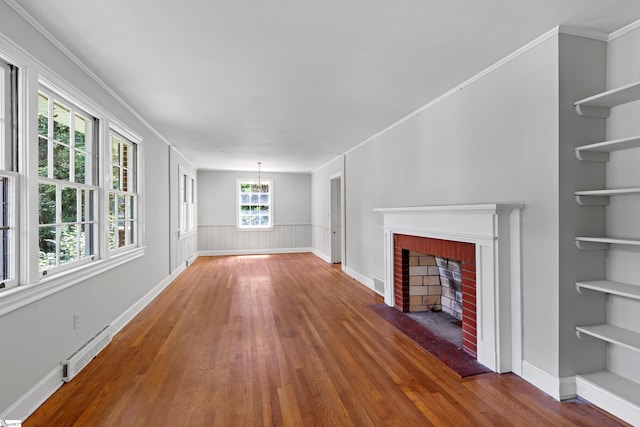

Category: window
[38, 88, 98, 274]
[109, 131, 138, 251]
[238, 179, 272, 228]
[1, 58, 17, 289]
[179, 168, 196, 234]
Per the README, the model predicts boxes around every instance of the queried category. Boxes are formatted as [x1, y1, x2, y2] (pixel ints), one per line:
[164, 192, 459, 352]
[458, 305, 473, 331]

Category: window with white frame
[109, 131, 138, 251]
[38, 87, 98, 274]
[238, 179, 272, 228]
[1, 58, 17, 289]
[179, 168, 195, 234]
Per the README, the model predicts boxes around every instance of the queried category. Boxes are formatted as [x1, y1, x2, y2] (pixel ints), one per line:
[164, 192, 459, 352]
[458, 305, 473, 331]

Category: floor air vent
[62, 326, 111, 382]
[373, 276, 385, 294]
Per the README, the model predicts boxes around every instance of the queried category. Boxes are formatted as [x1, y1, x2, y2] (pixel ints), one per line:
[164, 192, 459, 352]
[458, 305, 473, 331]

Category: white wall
[0, 2, 179, 418]
[604, 26, 640, 384]
[340, 35, 561, 376]
[198, 170, 312, 253]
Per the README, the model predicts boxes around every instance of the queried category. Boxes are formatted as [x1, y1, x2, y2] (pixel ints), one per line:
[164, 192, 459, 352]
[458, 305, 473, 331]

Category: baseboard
[110, 274, 173, 336]
[576, 374, 640, 426]
[0, 365, 62, 422]
[311, 249, 331, 263]
[198, 247, 313, 256]
[2, 273, 176, 421]
[521, 361, 576, 401]
[344, 266, 374, 291]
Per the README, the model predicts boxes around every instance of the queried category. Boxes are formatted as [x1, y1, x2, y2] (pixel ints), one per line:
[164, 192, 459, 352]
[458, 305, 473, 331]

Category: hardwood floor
[25, 253, 627, 426]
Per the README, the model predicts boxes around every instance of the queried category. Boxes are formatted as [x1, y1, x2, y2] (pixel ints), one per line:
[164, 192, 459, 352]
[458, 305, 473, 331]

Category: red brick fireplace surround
[394, 234, 477, 357]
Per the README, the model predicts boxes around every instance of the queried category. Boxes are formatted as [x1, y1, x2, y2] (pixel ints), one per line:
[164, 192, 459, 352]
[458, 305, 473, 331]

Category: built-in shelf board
[576, 280, 640, 300]
[575, 236, 640, 250]
[575, 136, 640, 161]
[575, 324, 640, 353]
[575, 188, 640, 205]
[576, 371, 640, 425]
[574, 81, 640, 118]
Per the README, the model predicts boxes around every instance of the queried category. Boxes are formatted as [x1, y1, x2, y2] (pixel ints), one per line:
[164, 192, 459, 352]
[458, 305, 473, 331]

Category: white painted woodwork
[375, 204, 523, 374]
[576, 324, 640, 352]
[576, 371, 640, 426]
[574, 81, 640, 117]
[573, 75, 640, 424]
[575, 236, 640, 250]
[576, 280, 640, 300]
[575, 135, 640, 162]
[198, 224, 312, 253]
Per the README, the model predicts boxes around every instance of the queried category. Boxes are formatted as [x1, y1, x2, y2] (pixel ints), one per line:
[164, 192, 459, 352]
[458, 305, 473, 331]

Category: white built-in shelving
[574, 81, 640, 425]
[574, 81, 640, 118]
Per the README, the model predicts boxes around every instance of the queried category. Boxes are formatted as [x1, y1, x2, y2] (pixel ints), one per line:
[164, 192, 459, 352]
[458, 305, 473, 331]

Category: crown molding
[609, 18, 640, 41]
[558, 25, 609, 41]
[3, 0, 189, 158]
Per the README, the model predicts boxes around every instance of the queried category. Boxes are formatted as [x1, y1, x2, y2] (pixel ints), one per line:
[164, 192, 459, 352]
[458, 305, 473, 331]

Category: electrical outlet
[73, 313, 80, 330]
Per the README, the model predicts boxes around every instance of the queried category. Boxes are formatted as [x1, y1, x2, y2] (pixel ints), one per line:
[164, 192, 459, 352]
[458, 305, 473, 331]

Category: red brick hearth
[393, 234, 477, 358]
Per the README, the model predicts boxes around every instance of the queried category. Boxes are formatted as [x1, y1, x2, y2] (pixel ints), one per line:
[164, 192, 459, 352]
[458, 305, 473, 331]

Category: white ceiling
[9, 0, 640, 172]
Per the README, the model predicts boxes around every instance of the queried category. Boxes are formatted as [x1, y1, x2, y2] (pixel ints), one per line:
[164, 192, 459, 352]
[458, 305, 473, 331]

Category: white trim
[2, 0, 183, 154]
[109, 273, 172, 336]
[344, 27, 561, 158]
[0, 364, 62, 422]
[609, 18, 640, 41]
[558, 25, 608, 42]
[521, 361, 575, 401]
[1, 271, 175, 421]
[198, 248, 312, 257]
[576, 374, 640, 426]
[0, 247, 145, 318]
[312, 248, 331, 264]
[344, 266, 374, 291]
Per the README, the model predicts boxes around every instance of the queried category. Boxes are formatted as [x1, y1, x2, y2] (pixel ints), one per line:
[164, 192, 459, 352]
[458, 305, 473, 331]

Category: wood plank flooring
[25, 253, 628, 426]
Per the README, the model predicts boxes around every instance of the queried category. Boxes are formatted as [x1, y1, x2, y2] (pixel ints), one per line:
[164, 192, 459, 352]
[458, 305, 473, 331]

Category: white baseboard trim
[110, 274, 173, 336]
[311, 249, 331, 263]
[521, 361, 576, 401]
[344, 266, 374, 291]
[198, 247, 313, 256]
[576, 374, 640, 426]
[2, 273, 177, 421]
[0, 366, 62, 422]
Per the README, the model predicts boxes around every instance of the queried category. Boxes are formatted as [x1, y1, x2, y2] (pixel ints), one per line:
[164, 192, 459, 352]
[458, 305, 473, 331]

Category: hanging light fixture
[255, 161, 263, 193]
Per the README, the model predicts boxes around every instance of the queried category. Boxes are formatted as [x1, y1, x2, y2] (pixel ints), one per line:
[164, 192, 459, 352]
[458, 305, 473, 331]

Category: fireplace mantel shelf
[374, 203, 523, 214]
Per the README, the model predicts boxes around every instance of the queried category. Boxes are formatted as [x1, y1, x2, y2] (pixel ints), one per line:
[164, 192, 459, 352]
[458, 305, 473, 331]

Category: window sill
[178, 229, 197, 240]
[236, 226, 275, 232]
[0, 246, 146, 318]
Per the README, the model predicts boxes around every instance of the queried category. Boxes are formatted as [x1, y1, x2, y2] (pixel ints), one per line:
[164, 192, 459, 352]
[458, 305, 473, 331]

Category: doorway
[330, 175, 342, 264]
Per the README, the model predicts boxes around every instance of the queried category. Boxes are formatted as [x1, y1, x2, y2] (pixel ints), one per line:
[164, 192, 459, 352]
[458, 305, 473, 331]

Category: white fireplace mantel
[374, 203, 523, 375]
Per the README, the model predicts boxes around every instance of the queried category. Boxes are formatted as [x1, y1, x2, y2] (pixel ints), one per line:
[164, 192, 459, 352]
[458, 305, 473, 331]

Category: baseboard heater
[62, 326, 112, 382]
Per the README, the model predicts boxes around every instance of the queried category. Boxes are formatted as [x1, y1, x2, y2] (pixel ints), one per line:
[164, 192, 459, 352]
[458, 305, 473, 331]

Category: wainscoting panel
[171, 231, 198, 273]
[312, 225, 331, 261]
[198, 224, 312, 253]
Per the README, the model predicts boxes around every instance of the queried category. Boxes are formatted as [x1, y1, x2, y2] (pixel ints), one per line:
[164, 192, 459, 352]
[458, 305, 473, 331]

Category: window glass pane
[122, 142, 129, 169]
[60, 224, 78, 264]
[112, 137, 120, 163]
[75, 150, 85, 183]
[127, 221, 135, 245]
[81, 223, 91, 257]
[75, 114, 86, 150]
[53, 142, 70, 180]
[53, 102, 70, 144]
[61, 187, 77, 223]
[260, 194, 269, 204]
[39, 226, 57, 268]
[122, 168, 129, 192]
[0, 229, 7, 281]
[108, 221, 117, 250]
[38, 137, 48, 177]
[39, 183, 56, 224]
[117, 221, 125, 247]
[112, 166, 120, 190]
[118, 195, 125, 220]
[240, 183, 251, 193]
[38, 94, 48, 136]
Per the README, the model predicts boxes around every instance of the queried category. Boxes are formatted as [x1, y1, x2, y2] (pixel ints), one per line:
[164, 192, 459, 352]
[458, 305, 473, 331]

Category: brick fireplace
[394, 234, 477, 357]
[376, 204, 523, 374]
